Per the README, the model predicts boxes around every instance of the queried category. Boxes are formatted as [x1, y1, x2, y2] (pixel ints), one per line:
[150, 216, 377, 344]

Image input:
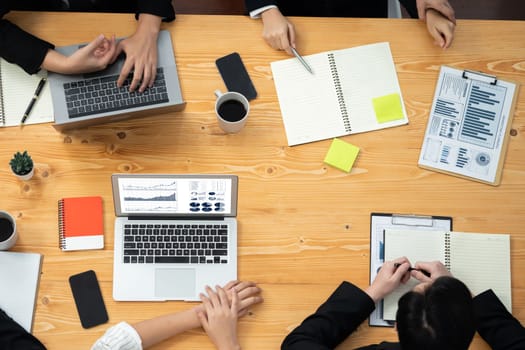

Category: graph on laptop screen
[116, 177, 233, 215]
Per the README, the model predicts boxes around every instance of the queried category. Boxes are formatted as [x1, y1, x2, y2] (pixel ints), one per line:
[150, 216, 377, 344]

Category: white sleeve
[91, 322, 143, 350]
[249, 5, 278, 18]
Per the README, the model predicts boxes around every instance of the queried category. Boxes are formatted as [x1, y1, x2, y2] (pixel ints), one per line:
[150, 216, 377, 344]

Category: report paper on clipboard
[369, 213, 452, 327]
[418, 66, 519, 185]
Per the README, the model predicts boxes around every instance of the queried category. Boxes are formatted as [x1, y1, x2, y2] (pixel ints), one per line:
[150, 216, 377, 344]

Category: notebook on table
[0, 58, 54, 127]
[58, 196, 104, 251]
[0, 251, 43, 332]
[111, 174, 238, 301]
[271, 42, 408, 146]
[49, 30, 185, 131]
[368, 213, 453, 327]
[383, 228, 511, 321]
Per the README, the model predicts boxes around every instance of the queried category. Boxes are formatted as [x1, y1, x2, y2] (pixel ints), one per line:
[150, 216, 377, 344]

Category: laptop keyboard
[122, 223, 229, 264]
[63, 67, 169, 119]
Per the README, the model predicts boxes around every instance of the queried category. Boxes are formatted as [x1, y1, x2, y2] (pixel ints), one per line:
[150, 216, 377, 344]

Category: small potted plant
[9, 151, 34, 181]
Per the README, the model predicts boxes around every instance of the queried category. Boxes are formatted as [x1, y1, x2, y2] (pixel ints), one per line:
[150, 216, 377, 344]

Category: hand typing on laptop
[0, 2, 174, 79]
[111, 14, 162, 93]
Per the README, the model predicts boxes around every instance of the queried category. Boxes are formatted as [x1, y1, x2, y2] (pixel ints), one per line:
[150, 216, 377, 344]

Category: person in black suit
[0, 0, 174, 92]
[281, 258, 525, 350]
[245, 0, 456, 55]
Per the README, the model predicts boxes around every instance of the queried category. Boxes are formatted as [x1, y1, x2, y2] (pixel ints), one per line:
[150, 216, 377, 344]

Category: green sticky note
[372, 93, 404, 123]
[324, 138, 360, 173]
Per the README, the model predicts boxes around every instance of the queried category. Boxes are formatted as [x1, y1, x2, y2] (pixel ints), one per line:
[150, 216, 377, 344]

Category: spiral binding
[444, 231, 451, 269]
[328, 53, 351, 133]
[0, 62, 4, 124]
[58, 199, 67, 249]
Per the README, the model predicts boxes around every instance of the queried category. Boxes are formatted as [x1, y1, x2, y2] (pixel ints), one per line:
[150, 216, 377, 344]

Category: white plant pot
[14, 167, 34, 181]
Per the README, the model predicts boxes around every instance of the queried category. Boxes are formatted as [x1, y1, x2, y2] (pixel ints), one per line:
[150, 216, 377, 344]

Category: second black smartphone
[216, 52, 257, 100]
[69, 270, 108, 329]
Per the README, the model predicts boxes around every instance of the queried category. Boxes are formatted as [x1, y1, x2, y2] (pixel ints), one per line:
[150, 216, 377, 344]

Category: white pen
[290, 47, 313, 74]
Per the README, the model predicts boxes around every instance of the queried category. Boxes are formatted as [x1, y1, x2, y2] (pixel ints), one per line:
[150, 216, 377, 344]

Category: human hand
[365, 257, 412, 303]
[425, 9, 455, 49]
[223, 280, 264, 316]
[411, 260, 452, 282]
[197, 286, 241, 350]
[261, 8, 296, 55]
[194, 280, 263, 317]
[43, 34, 116, 75]
[416, 0, 456, 23]
[112, 13, 162, 92]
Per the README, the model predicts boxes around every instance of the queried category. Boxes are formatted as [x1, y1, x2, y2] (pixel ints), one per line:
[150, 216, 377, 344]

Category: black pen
[21, 77, 47, 125]
[394, 263, 431, 278]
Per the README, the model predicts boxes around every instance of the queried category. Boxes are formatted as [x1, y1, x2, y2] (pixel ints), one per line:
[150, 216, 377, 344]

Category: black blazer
[474, 290, 525, 350]
[281, 282, 525, 350]
[0, 0, 174, 74]
[0, 309, 46, 350]
[281, 282, 400, 350]
[245, 0, 418, 19]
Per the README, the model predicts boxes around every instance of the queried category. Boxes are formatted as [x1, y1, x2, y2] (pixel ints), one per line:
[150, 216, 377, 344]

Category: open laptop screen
[112, 174, 238, 217]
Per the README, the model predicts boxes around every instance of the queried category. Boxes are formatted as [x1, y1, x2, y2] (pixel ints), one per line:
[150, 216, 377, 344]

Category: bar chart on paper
[418, 66, 518, 185]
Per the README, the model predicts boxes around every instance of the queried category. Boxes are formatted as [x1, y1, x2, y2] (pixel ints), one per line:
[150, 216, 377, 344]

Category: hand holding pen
[291, 47, 314, 74]
[409, 261, 452, 281]
[365, 258, 412, 303]
[21, 77, 47, 125]
[394, 262, 431, 278]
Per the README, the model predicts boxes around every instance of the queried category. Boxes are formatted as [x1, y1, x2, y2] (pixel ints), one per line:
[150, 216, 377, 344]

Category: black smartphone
[215, 52, 257, 100]
[69, 270, 108, 329]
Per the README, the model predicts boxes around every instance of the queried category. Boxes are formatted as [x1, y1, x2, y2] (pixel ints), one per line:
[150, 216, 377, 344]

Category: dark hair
[396, 276, 475, 350]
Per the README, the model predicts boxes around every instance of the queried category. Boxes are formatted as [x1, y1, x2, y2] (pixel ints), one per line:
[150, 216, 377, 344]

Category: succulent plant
[9, 151, 34, 176]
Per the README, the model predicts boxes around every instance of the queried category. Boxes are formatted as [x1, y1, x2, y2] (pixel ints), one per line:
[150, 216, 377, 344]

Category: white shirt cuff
[91, 322, 143, 350]
[250, 5, 278, 19]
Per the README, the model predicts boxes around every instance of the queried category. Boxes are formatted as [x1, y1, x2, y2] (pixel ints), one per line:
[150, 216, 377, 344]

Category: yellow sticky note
[324, 138, 360, 173]
[372, 93, 404, 123]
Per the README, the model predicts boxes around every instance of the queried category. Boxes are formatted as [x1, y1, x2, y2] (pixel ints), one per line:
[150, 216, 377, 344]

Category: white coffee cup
[214, 90, 250, 133]
[0, 211, 17, 250]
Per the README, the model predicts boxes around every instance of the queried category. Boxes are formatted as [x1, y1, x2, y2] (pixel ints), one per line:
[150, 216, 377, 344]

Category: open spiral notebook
[0, 59, 54, 127]
[271, 42, 408, 146]
[383, 228, 511, 321]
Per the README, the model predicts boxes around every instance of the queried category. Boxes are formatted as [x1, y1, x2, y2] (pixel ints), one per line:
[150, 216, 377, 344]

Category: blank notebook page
[450, 232, 512, 311]
[383, 229, 445, 321]
[271, 53, 345, 144]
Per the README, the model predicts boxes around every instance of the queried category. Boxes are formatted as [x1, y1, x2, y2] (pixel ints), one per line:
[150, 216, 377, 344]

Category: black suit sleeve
[281, 282, 376, 350]
[244, 0, 277, 13]
[398, 0, 417, 18]
[0, 309, 46, 350]
[136, 0, 175, 21]
[0, 9, 54, 74]
[474, 290, 525, 350]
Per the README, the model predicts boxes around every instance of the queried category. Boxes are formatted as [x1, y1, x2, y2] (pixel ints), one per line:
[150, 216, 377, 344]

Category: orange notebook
[58, 196, 104, 251]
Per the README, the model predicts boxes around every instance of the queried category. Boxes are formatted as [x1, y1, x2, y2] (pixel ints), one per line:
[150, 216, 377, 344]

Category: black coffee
[218, 100, 246, 122]
[0, 218, 14, 242]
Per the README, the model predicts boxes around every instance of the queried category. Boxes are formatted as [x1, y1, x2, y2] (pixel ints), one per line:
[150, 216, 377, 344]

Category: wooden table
[1, 12, 524, 350]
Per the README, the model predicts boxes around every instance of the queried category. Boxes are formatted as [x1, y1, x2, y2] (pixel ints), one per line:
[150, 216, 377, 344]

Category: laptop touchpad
[155, 269, 196, 299]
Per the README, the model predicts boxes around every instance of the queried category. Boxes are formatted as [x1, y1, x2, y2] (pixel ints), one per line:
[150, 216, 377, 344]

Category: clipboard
[418, 65, 519, 186]
[368, 212, 452, 327]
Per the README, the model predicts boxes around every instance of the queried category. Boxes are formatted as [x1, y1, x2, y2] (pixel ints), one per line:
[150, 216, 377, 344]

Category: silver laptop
[111, 174, 238, 301]
[49, 30, 185, 131]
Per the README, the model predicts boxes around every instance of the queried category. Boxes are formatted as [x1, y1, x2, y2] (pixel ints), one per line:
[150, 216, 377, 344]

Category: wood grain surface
[1, 12, 524, 350]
